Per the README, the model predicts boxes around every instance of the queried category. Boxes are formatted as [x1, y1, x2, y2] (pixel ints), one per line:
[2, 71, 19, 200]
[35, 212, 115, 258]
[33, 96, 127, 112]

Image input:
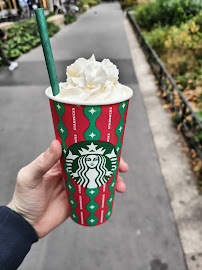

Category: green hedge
[78, 0, 101, 8]
[134, 0, 202, 30]
[0, 18, 59, 64]
[142, 12, 202, 91]
[123, 0, 138, 9]
[64, 14, 77, 25]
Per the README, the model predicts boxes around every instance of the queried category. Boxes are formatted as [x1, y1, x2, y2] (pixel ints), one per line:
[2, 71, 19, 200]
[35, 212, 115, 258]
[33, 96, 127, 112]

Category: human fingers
[119, 157, 128, 172]
[116, 175, 126, 193]
[19, 140, 62, 183]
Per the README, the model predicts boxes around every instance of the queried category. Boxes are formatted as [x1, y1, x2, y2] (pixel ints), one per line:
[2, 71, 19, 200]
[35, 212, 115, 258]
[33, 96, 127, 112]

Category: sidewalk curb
[124, 17, 202, 270]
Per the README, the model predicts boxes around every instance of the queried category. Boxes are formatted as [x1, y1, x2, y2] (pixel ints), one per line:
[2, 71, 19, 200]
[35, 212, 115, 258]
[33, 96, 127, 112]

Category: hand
[7, 140, 128, 238]
[3, 35, 7, 40]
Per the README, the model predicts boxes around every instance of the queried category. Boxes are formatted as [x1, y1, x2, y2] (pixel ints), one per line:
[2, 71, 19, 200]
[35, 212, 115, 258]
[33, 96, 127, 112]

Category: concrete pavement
[0, 3, 187, 270]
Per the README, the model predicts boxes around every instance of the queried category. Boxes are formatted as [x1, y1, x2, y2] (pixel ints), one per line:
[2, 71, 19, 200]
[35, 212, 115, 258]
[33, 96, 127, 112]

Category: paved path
[0, 3, 187, 270]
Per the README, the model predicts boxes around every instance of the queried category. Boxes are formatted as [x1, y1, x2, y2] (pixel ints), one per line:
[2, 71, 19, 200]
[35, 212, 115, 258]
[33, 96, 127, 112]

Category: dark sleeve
[0, 206, 38, 270]
[0, 29, 5, 39]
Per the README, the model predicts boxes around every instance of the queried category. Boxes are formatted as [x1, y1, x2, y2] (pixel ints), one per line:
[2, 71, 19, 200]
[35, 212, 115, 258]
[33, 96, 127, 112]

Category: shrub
[134, 0, 202, 30]
[123, 0, 138, 8]
[143, 14, 202, 55]
[64, 14, 77, 24]
[142, 14, 202, 92]
[47, 21, 60, 37]
[0, 18, 59, 64]
[134, 2, 158, 29]
[143, 26, 169, 54]
[78, 0, 100, 8]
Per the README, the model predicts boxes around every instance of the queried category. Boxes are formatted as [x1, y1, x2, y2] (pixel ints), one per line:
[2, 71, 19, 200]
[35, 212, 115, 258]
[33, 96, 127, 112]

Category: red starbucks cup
[45, 87, 133, 226]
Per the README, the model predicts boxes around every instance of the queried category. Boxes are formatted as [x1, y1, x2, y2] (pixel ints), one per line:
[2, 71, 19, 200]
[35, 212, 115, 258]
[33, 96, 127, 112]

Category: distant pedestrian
[27, 0, 34, 17]
[53, 0, 58, 13]
[0, 29, 18, 71]
[18, 5, 23, 18]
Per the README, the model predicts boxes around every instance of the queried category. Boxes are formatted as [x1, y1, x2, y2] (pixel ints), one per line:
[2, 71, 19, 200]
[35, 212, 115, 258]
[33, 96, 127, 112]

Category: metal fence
[127, 11, 202, 160]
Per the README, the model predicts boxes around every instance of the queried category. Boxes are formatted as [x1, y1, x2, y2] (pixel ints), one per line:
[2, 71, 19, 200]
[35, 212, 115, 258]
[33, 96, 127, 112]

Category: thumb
[21, 140, 62, 183]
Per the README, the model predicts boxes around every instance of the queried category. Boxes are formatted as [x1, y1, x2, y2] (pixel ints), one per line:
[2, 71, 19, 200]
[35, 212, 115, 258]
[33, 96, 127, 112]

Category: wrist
[7, 201, 43, 238]
[7, 201, 33, 227]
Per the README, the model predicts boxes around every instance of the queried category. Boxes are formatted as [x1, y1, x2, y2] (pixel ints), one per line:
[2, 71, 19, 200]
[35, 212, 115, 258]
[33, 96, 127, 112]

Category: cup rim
[45, 86, 133, 105]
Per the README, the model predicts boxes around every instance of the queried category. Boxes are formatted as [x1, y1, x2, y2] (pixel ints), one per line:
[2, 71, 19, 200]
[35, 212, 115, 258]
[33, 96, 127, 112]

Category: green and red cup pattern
[49, 100, 129, 226]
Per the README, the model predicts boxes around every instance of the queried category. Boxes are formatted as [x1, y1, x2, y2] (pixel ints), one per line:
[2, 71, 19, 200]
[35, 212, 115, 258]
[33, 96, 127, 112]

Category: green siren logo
[66, 141, 118, 188]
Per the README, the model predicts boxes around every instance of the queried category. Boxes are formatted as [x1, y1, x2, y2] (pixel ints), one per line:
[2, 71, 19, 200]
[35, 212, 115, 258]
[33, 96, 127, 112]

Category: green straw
[35, 8, 59, 96]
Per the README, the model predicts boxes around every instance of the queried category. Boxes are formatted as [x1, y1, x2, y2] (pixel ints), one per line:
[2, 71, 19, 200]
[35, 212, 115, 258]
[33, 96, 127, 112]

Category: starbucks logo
[65, 141, 118, 189]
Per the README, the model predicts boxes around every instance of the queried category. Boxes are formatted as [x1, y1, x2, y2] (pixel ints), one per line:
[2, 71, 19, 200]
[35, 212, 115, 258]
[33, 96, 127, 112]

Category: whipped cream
[53, 55, 132, 102]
